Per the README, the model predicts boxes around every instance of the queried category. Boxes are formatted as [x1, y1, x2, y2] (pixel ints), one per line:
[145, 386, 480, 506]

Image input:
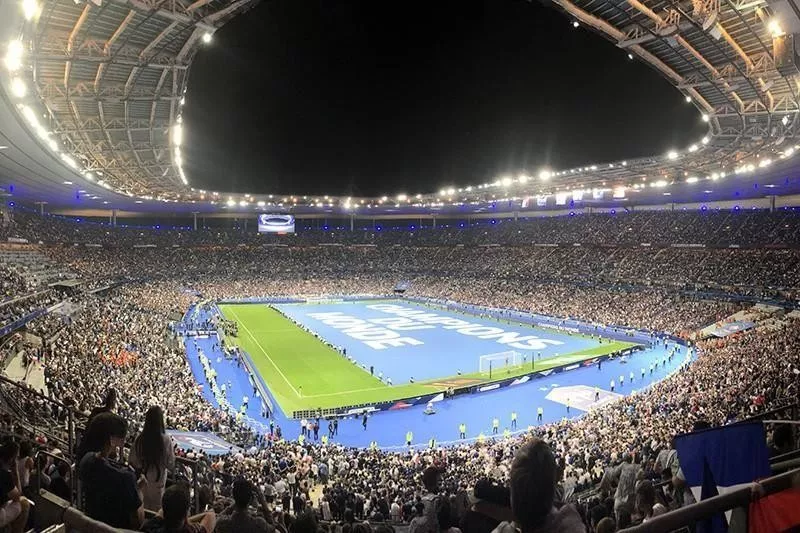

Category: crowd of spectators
[3, 207, 800, 248]
[0, 209, 797, 533]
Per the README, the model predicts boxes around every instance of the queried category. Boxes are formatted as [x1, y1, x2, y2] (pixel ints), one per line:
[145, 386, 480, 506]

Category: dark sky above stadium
[182, 0, 707, 197]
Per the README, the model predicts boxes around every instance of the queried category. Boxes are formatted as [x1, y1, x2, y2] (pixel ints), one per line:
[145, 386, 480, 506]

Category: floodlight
[538, 169, 551, 181]
[768, 19, 784, 37]
[701, 114, 709, 122]
[5, 40, 23, 72]
[667, 150, 678, 160]
[202, 32, 213, 44]
[172, 124, 183, 146]
[572, 20, 579, 28]
[22, 0, 39, 20]
[685, 96, 692, 103]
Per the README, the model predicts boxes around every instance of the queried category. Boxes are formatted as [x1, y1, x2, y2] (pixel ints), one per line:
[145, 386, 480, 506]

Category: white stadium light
[667, 150, 678, 160]
[501, 177, 512, 187]
[686, 176, 699, 183]
[257, 200, 265, 207]
[627, 53, 634, 60]
[538, 169, 551, 181]
[702, 114, 709, 122]
[5, 40, 24, 72]
[572, 20, 579, 28]
[10, 77, 27, 98]
[688, 144, 698, 152]
[701, 136, 709, 145]
[782, 115, 790, 126]
[768, 19, 785, 38]
[397, 194, 407, 201]
[685, 96, 692, 103]
[22, 0, 39, 20]
[202, 32, 213, 44]
[173, 124, 183, 146]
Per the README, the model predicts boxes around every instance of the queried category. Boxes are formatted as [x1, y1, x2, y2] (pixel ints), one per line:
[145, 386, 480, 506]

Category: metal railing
[34, 449, 74, 504]
[620, 467, 800, 533]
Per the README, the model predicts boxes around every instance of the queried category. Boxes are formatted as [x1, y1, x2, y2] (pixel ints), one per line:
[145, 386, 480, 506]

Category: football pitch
[218, 300, 637, 415]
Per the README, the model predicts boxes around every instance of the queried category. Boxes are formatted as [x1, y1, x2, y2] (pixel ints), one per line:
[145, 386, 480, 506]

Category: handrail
[34, 450, 74, 504]
[619, 468, 800, 533]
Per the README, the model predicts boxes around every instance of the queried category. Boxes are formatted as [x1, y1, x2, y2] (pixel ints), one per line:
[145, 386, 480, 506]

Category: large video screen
[257, 213, 295, 234]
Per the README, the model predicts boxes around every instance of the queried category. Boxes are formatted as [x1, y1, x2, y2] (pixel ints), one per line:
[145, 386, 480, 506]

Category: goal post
[478, 350, 525, 379]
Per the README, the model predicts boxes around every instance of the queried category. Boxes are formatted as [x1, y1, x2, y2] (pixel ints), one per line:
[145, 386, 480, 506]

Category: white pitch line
[226, 307, 301, 398]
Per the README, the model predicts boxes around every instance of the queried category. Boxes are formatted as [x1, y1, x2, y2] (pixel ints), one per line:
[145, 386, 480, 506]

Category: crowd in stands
[0, 209, 796, 532]
[3, 207, 800, 248]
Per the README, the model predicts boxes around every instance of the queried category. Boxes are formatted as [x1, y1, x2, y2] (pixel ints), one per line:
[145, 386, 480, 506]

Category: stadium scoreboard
[257, 213, 295, 234]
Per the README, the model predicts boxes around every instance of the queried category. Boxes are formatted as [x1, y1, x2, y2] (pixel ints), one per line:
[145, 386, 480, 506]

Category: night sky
[182, 0, 707, 197]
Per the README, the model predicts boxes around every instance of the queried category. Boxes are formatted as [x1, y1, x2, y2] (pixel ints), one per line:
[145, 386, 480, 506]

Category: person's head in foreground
[508, 438, 585, 533]
[79, 412, 127, 459]
[162, 485, 192, 530]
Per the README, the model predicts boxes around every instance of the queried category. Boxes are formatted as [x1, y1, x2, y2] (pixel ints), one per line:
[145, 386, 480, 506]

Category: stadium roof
[2, 0, 800, 214]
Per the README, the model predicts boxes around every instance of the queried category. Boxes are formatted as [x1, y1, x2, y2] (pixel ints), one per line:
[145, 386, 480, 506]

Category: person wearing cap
[78, 412, 144, 530]
[215, 478, 270, 533]
[491, 438, 583, 533]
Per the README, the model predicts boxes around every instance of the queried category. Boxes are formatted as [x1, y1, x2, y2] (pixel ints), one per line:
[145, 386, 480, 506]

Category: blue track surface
[273, 300, 607, 383]
[182, 304, 690, 449]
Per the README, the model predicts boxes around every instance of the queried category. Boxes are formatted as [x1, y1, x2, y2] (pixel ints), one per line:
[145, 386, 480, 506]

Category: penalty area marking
[225, 307, 301, 398]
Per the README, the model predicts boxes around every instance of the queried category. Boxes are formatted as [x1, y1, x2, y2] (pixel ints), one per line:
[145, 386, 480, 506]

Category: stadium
[1, 0, 800, 531]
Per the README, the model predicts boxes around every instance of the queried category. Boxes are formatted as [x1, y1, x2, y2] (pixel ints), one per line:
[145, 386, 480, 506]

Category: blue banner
[167, 430, 241, 456]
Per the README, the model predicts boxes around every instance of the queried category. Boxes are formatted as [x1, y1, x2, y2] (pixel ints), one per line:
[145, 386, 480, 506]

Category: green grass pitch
[218, 303, 637, 416]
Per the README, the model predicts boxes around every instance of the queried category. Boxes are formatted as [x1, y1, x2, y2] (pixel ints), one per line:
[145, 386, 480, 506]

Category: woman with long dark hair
[129, 406, 175, 511]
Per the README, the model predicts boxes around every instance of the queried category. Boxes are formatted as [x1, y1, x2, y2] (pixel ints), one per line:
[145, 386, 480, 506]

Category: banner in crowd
[167, 431, 241, 455]
[702, 320, 756, 338]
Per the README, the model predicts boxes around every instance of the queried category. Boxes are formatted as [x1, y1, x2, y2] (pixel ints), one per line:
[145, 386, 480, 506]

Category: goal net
[478, 350, 524, 377]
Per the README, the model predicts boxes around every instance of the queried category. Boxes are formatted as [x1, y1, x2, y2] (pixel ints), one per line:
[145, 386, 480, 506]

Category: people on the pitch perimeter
[610, 379, 615, 392]
[242, 395, 248, 408]
[630, 371, 635, 383]
[503, 427, 511, 439]
[594, 387, 600, 402]
[642, 367, 646, 379]
[537, 406, 543, 422]
[620, 374, 624, 387]
[362, 413, 368, 431]
[327, 420, 334, 439]
[424, 401, 436, 415]
[333, 418, 339, 436]
[405, 430, 413, 446]
[459, 423, 466, 439]
[566, 398, 571, 414]
[492, 417, 500, 434]
[511, 411, 517, 429]
[300, 418, 307, 437]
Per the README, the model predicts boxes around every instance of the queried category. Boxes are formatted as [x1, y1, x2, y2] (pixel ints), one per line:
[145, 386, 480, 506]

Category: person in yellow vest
[458, 423, 466, 439]
[492, 417, 499, 434]
[298, 433, 305, 445]
[429, 437, 436, 449]
[503, 428, 511, 439]
[370, 441, 378, 450]
[321, 434, 328, 446]
[566, 398, 571, 414]
[511, 411, 517, 429]
[477, 432, 485, 443]
[537, 406, 543, 423]
[405, 430, 413, 446]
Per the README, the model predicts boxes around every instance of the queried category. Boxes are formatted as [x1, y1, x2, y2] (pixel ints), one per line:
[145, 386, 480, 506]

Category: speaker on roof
[774, 34, 800, 76]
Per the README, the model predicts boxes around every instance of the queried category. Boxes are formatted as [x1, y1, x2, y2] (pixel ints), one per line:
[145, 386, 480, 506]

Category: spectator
[0, 441, 30, 533]
[216, 477, 272, 533]
[498, 438, 584, 533]
[129, 406, 176, 511]
[141, 484, 216, 533]
[78, 412, 144, 529]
